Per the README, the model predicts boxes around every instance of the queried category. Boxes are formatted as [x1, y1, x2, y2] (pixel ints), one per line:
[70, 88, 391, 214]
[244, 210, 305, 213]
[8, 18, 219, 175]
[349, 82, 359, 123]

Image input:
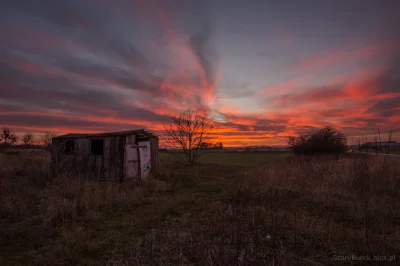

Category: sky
[0, 0, 399, 147]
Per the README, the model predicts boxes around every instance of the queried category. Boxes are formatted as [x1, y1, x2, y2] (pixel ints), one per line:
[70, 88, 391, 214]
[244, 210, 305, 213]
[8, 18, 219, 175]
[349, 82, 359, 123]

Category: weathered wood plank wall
[52, 132, 158, 180]
[150, 136, 159, 177]
[52, 136, 124, 179]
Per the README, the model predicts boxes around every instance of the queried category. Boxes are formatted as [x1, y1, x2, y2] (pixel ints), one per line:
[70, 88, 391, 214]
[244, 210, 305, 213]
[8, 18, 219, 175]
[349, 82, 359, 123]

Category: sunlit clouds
[0, 0, 399, 146]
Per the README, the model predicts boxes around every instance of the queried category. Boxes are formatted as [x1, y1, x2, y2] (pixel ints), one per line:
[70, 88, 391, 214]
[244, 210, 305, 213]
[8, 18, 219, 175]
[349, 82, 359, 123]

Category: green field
[160, 151, 290, 167]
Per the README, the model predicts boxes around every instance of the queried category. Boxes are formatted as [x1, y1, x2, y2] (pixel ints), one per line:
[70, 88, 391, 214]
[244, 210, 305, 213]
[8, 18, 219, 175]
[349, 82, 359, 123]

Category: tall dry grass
[2, 150, 399, 265]
[0, 149, 173, 265]
[114, 155, 399, 266]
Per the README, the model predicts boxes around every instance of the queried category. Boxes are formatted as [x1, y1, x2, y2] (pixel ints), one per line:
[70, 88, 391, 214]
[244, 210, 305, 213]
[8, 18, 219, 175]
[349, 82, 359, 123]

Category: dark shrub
[288, 126, 347, 155]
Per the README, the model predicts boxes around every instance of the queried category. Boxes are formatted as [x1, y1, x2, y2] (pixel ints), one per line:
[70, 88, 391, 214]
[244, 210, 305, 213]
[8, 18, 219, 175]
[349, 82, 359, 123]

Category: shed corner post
[150, 136, 159, 177]
[120, 136, 126, 183]
[137, 143, 142, 183]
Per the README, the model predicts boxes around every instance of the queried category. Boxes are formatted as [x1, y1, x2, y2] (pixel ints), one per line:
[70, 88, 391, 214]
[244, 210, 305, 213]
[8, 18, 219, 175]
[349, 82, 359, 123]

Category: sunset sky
[1, 0, 399, 146]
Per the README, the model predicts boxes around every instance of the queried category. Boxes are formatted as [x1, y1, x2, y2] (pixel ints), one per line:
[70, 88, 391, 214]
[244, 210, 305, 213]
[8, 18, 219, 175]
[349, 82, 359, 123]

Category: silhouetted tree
[10, 135, 18, 145]
[22, 132, 34, 144]
[288, 126, 347, 155]
[198, 141, 212, 149]
[1, 127, 17, 144]
[217, 142, 223, 149]
[164, 109, 218, 164]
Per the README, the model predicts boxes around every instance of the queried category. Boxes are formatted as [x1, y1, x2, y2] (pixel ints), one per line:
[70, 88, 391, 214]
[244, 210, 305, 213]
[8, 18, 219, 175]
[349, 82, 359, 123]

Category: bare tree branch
[42, 132, 57, 149]
[22, 132, 34, 144]
[1, 127, 15, 144]
[164, 109, 219, 164]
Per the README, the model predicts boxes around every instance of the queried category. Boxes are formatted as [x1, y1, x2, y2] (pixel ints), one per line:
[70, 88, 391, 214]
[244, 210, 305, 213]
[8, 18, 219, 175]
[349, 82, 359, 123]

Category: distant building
[51, 129, 159, 181]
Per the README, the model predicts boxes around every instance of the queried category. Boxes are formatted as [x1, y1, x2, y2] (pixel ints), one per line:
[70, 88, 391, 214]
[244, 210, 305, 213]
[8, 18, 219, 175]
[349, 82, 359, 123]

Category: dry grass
[1, 150, 399, 265]
[0, 149, 173, 265]
[114, 155, 399, 266]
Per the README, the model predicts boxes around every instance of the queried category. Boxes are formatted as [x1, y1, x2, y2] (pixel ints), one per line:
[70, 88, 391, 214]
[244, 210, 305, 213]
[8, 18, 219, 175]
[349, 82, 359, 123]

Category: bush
[288, 126, 347, 155]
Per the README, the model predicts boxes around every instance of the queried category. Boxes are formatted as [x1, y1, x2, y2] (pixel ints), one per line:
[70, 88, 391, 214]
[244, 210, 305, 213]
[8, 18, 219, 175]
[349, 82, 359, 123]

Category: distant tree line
[197, 141, 224, 150]
[0, 127, 57, 148]
[289, 126, 398, 155]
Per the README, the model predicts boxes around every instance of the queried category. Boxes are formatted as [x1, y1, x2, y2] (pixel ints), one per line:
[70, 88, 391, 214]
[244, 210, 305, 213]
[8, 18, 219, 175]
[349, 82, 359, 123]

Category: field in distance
[159, 150, 290, 167]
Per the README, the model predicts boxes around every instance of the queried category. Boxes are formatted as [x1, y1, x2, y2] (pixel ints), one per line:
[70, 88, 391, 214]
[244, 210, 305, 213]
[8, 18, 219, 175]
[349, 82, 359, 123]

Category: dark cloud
[0, 55, 172, 125]
[273, 84, 346, 105]
[366, 97, 400, 117]
[220, 115, 289, 133]
[189, 21, 218, 87]
[0, 110, 169, 130]
[375, 56, 400, 94]
[0, 0, 219, 133]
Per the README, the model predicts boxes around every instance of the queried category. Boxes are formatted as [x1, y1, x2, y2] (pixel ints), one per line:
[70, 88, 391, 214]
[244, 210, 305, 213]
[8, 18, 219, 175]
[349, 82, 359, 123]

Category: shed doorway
[125, 144, 138, 179]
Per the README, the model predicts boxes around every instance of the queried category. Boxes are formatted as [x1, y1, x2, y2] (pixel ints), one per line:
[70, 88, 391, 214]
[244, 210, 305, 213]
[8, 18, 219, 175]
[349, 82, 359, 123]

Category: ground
[0, 149, 399, 265]
[159, 151, 289, 167]
[373, 146, 400, 155]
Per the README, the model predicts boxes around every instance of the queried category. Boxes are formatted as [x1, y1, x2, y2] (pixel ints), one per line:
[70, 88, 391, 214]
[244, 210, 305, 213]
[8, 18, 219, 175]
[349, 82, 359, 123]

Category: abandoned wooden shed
[51, 129, 159, 181]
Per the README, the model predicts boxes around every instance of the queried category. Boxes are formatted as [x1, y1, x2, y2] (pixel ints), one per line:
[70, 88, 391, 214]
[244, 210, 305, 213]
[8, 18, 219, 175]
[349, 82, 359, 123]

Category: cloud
[188, 21, 218, 88]
[0, 0, 399, 146]
[0, 0, 221, 133]
[257, 77, 311, 96]
[266, 60, 400, 134]
[290, 38, 400, 72]
[210, 53, 400, 145]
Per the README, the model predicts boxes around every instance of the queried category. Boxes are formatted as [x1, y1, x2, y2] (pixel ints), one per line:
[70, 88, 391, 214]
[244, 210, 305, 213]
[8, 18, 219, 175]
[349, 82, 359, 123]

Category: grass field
[1, 149, 399, 265]
[159, 151, 290, 167]
[373, 147, 400, 155]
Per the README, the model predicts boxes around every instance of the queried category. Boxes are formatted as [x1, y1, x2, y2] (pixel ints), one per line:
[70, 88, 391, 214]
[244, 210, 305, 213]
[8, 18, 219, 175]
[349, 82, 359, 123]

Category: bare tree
[164, 109, 218, 164]
[10, 134, 18, 145]
[22, 132, 34, 144]
[1, 127, 17, 144]
[41, 132, 57, 147]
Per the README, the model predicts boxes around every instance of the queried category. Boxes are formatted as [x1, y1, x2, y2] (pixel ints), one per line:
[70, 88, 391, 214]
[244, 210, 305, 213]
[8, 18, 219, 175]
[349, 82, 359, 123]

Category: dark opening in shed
[91, 139, 104, 155]
[64, 140, 75, 154]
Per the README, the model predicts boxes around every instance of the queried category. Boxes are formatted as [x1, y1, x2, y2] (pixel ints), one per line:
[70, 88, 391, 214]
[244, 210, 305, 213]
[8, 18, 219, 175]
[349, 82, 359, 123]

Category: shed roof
[53, 129, 158, 139]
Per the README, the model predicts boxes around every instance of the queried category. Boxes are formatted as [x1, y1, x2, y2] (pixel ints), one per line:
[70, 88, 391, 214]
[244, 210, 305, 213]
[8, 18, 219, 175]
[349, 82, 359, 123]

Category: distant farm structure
[51, 129, 159, 181]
